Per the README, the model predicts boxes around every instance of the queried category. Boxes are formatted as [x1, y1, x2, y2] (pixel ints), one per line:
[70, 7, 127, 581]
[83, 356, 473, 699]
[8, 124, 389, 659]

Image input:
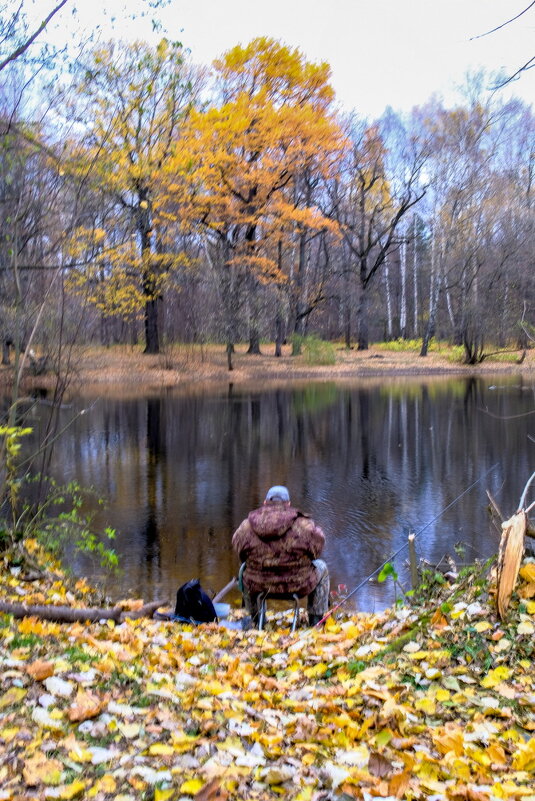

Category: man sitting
[232, 485, 330, 627]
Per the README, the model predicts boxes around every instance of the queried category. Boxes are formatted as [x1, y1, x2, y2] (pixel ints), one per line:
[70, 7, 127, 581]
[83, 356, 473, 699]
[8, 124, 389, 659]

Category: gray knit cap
[265, 485, 290, 502]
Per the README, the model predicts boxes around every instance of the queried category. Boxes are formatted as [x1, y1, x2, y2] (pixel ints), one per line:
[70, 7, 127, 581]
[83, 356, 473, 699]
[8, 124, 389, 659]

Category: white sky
[43, 0, 535, 117]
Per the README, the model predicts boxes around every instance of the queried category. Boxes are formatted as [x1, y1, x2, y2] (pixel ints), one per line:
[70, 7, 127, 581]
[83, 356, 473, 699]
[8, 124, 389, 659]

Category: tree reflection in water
[36, 376, 535, 612]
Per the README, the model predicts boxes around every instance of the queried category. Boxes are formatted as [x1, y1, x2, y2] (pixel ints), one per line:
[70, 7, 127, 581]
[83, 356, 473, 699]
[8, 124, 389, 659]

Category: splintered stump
[496, 510, 526, 620]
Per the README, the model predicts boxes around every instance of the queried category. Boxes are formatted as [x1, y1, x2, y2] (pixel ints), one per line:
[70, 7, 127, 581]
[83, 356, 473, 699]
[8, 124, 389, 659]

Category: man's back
[232, 501, 325, 596]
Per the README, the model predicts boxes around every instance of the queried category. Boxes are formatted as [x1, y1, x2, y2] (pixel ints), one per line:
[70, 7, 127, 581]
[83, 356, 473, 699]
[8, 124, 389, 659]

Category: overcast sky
[46, 0, 535, 117]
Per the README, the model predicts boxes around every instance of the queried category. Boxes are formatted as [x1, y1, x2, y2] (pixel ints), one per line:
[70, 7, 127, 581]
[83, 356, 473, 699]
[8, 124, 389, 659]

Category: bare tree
[471, 2, 535, 86]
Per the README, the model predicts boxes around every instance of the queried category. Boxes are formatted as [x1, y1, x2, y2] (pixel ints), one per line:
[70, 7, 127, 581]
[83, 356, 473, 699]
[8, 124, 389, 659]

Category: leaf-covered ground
[1, 542, 535, 801]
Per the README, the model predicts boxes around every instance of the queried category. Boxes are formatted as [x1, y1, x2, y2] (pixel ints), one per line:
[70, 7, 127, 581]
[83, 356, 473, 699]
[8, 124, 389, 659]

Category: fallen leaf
[67, 691, 107, 723]
[44, 780, 86, 800]
[368, 750, 393, 778]
[148, 742, 175, 756]
[180, 779, 205, 795]
[23, 754, 63, 786]
[154, 790, 175, 801]
[116, 598, 145, 611]
[519, 564, 535, 583]
[44, 676, 74, 698]
[26, 660, 55, 681]
[193, 777, 229, 801]
[0, 687, 26, 708]
[389, 771, 411, 799]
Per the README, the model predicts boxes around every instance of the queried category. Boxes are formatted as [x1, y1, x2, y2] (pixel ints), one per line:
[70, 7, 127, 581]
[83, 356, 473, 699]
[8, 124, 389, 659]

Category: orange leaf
[67, 691, 108, 723]
[116, 598, 145, 611]
[26, 660, 55, 681]
[389, 771, 411, 799]
[194, 778, 229, 801]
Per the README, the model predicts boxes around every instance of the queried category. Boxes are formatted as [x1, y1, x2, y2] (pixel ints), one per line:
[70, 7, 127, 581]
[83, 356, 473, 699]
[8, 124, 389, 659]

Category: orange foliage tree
[163, 37, 347, 366]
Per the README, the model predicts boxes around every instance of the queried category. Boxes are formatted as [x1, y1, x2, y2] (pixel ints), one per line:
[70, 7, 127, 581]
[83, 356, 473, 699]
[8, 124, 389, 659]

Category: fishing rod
[313, 461, 500, 627]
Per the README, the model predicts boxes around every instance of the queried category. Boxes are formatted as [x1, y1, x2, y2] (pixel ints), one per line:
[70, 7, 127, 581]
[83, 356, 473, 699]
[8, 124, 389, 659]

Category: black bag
[174, 579, 217, 624]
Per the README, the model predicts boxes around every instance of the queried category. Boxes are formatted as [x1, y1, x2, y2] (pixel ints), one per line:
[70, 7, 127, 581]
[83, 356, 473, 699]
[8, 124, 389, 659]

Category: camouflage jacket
[232, 502, 325, 596]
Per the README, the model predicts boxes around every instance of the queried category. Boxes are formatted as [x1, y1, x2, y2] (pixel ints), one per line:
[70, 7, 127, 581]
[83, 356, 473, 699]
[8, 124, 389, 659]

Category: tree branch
[0, 0, 70, 74]
[470, 2, 535, 40]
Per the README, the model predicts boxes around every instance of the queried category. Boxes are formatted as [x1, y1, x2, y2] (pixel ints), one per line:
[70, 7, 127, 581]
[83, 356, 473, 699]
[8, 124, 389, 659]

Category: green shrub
[375, 338, 431, 352]
[294, 335, 336, 365]
[447, 346, 465, 363]
[490, 351, 522, 363]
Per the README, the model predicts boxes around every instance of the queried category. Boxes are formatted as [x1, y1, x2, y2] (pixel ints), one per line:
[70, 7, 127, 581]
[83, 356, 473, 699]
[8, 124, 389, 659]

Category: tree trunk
[399, 238, 407, 339]
[420, 274, 442, 356]
[291, 231, 308, 355]
[144, 298, 160, 354]
[357, 254, 369, 351]
[226, 341, 234, 370]
[138, 189, 160, 355]
[2, 340, 11, 365]
[384, 256, 393, 340]
[420, 231, 439, 357]
[412, 214, 419, 338]
[246, 329, 261, 355]
[275, 307, 284, 357]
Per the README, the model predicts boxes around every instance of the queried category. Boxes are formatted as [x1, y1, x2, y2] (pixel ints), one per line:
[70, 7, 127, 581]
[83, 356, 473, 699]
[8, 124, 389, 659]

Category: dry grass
[3, 342, 534, 397]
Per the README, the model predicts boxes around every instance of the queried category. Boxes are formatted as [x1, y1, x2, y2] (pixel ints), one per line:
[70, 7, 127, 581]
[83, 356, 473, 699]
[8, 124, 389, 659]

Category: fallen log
[0, 599, 167, 624]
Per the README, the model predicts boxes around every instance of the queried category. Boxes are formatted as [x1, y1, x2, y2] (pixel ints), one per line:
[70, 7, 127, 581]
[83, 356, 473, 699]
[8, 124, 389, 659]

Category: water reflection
[25, 375, 535, 612]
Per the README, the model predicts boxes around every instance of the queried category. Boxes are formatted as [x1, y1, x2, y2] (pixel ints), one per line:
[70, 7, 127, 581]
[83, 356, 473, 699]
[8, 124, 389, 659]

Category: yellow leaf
[481, 666, 512, 689]
[0, 687, 27, 708]
[180, 778, 204, 794]
[118, 722, 141, 739]
[473, 621, 492, 633]
[44, 780, 86, 800]
[512, 737, 535, 770]
[294, 788, 314, 801]
[492, 780, 531, 799]
[23, 754, 63, 786]
[148, 743, 175, 756]
[324, 616, 339, 633]
[486, 743, 508, 765]
[518, 582, 535, 599]
[407, 650, 431, 660]
[432, 726, 464, 757]
[154, 789, 175, 801]
[170, 730, 200, 752]
[415, 697, 436, 714]
[519, 563, 535, 582]
[304, 663, 328, 678]
[87, 774, 117, 797]
[67, 748, 93, 764]
[470, 747, 491, 767]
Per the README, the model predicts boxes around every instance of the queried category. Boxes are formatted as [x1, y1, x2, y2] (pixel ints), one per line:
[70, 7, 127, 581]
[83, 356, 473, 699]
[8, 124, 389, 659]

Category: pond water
[23, 374, 535, 612]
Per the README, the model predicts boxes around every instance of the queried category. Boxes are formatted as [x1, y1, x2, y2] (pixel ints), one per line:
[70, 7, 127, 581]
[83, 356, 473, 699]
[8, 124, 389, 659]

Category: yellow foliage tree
[65, 39, 204, 352]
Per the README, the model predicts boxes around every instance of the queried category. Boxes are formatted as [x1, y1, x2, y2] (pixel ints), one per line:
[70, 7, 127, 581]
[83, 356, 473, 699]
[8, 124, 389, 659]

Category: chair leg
[291, 594, 300, 633]
[257, 597, 267, 630]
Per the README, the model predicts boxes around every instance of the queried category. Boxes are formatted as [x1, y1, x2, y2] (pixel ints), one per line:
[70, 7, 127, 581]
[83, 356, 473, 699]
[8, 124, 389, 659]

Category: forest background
[1, 0, 534, 381]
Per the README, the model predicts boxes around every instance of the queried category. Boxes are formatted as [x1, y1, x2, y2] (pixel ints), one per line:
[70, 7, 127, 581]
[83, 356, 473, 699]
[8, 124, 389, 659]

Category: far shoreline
[3, 343, 534, 395]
